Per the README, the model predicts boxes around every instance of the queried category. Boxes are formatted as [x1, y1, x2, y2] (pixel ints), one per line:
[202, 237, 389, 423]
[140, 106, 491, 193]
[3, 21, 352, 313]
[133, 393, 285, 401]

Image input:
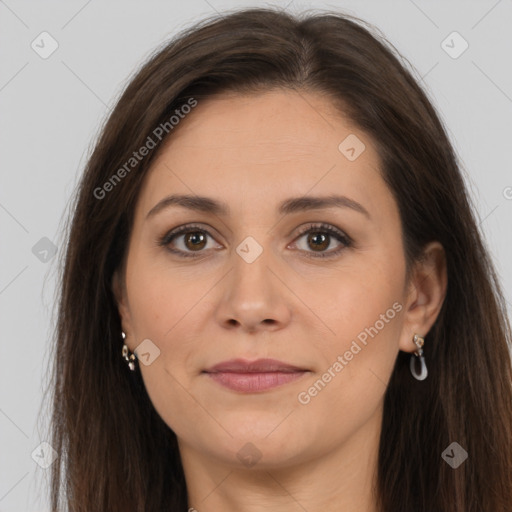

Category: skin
[113, 89, 447, 512]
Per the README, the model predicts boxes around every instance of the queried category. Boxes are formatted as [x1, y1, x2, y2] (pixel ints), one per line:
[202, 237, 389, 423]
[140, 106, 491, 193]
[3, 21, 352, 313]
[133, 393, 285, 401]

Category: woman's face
[114, 89, 439, 470]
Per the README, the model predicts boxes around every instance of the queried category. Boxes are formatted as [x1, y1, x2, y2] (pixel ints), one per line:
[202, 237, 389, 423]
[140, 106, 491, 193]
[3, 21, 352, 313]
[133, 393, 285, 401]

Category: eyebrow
[146, 193, 371, 220]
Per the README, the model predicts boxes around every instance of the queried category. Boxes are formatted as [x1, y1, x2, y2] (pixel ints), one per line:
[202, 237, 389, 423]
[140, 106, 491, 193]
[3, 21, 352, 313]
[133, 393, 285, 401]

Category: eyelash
[157, 222, 353, 260]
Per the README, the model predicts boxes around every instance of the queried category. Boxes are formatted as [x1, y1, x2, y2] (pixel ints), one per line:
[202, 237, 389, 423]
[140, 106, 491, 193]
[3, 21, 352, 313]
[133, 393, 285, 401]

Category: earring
[121, 331, 136, 371]
[409, 333, 428, 381]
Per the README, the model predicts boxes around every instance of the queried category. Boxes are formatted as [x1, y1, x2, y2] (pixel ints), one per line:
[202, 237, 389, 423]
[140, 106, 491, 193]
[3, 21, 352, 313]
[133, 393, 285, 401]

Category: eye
[290, 222, 352, 259]
[157, 223, 221, 258]
[157, 222, 352, 259]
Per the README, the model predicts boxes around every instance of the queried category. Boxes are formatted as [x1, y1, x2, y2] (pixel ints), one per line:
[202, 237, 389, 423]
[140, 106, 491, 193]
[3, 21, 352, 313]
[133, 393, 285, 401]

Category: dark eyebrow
[146, 194, 371, 220]
[279, 195, 370, 218]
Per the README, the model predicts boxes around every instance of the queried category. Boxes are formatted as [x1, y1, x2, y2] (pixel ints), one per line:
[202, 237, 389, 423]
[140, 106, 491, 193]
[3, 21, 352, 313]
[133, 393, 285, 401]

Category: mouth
[202, 358, 310, 393]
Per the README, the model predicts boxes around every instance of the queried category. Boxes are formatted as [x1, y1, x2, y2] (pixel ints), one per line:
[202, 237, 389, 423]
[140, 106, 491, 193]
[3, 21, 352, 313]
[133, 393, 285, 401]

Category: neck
[179, 405, 382, 512]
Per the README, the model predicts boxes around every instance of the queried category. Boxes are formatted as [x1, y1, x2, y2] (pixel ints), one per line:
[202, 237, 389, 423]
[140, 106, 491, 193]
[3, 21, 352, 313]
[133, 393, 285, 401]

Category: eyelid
[292, 222, 352, 244]
[157, 222, 352, 259]
[157, 223, 222, 258]
[288, 222, 352, 259]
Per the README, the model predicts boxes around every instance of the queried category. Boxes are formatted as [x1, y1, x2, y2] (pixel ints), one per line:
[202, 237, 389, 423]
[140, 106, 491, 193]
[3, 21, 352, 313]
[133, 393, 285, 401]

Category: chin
[220, 438, 308, 471]
[204, 424, 311, 468]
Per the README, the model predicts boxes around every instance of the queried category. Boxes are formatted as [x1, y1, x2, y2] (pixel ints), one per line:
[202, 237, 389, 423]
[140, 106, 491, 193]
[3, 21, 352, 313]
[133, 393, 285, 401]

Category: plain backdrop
[1, 1, 511, 510]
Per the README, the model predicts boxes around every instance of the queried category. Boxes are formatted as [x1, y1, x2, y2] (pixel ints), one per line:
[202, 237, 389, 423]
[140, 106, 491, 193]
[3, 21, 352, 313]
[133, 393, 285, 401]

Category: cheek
[295, 289, 403, 447]
[321, 280, 402, 379]
[305, 247, 405, 404]
[320, 240, 404, 338]
[125, 253, 215, 376]
[125, 261, 206, 434]
[126, 251, 201, 339]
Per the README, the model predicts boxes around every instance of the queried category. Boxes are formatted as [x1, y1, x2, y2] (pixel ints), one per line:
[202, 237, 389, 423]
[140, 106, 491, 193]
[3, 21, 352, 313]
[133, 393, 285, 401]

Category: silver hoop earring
[409, 333, 428, 381]
[121, 331, 136, 371]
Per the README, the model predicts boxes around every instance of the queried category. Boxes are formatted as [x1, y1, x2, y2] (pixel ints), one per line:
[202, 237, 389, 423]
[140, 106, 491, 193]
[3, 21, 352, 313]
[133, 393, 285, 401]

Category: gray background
[1, 0, 511, 510]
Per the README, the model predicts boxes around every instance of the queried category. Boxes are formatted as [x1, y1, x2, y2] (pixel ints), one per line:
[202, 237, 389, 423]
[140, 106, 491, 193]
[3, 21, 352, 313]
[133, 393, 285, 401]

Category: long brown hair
[43, 7, 512, 511]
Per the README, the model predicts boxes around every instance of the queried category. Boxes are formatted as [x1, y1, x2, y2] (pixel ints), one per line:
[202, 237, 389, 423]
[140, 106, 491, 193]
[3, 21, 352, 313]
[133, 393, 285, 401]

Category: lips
[204, 358, 307, 373]
[203, 358, 309, 392]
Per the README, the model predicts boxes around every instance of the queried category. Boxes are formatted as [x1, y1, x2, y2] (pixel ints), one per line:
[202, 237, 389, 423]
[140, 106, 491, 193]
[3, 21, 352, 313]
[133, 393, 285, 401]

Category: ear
[398, 241, 447, 353]
[111, 268, 134, 343]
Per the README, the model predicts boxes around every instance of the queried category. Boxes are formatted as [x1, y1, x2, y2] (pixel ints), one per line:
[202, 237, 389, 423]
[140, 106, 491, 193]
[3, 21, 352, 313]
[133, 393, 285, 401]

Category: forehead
[157, 89, 365, 160]
[134, 89, 391, 222]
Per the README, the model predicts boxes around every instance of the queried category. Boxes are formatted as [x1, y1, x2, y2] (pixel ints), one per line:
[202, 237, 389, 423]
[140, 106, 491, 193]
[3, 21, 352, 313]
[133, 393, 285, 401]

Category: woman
[45, 7, 512, 511]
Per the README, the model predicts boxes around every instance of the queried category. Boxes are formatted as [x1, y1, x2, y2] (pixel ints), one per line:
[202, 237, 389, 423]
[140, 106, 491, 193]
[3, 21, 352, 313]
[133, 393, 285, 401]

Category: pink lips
[203, 358, 309, 392]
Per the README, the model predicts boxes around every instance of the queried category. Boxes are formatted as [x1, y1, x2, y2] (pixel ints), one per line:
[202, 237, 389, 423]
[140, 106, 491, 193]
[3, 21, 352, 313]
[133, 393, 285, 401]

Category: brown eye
[292, 223, 352, 259]
[183, 231, 207, 251]
[159, 222, 352, 260]
[159, 224, 221, 258]
[306, 232, 330, 252]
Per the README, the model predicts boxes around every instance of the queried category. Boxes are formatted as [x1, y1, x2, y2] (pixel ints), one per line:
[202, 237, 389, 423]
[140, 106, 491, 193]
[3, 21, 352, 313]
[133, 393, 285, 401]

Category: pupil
[309, 233, 328, 251]
[183, 231, 330, 253]
[187, 232, 206, 250]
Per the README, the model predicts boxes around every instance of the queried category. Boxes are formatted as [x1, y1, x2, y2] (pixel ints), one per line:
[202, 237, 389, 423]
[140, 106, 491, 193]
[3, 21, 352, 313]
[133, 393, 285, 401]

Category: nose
[214, 248, 292, 334]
